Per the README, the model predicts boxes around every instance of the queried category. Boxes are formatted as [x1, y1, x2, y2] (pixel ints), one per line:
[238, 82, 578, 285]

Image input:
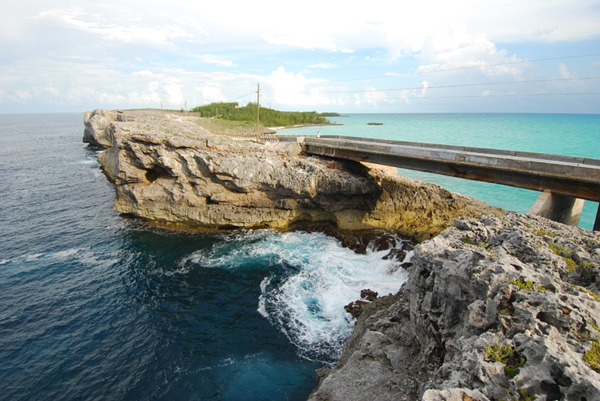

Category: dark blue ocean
[0, 113, 411, 400]
[1, 113, 598, 400]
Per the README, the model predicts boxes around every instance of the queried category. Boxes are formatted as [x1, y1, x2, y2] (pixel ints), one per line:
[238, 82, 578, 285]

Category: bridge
[283, 135, 600, 231]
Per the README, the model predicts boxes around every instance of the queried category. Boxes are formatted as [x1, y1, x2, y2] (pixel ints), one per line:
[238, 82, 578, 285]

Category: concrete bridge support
[527, 191, 585, 227]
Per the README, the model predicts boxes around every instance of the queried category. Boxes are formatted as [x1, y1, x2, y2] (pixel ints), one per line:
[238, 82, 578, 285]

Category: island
[84, 108, 600, 400]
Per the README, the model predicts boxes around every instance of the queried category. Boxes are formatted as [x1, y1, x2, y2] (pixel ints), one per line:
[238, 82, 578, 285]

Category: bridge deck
[296, 135, 600, 203]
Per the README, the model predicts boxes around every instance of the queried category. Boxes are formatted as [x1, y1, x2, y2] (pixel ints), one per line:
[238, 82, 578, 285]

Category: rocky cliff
[309, 212, 600, 401]
[84, 109, 502, 241]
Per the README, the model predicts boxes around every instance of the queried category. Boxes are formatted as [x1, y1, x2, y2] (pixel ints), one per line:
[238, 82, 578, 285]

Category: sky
[1, 0, 600, 114]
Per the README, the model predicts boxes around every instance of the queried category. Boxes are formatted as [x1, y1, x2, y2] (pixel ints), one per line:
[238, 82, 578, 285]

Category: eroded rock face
[309, 212, 600, 401]
[83, 109, 119, 148]
[87, 109, 502, 240]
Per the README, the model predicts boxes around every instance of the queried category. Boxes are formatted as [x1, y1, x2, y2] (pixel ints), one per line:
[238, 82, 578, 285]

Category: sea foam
[181, 230, 410, 363]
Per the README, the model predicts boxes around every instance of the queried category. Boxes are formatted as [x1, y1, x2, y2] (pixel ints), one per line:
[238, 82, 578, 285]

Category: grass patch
[483, 342, 526, 378]
[565, 258, 577, 272]
[534, 229, 556, 238]
[510, 277, 547, 293]
[579, 261, 595, 271]
[581, 287, 600, 302]
[584, 340, 600, 373]
[501, 389, 535, 401]
[191, 102, 332, 127]
[461, 236, 499, 256]
[571, 284, 600, 302]
[548, 242, 575, 258]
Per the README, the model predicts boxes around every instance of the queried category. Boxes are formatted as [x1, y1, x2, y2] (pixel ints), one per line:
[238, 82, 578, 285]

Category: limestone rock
[85, 109, 502, 240]
[308, 212, 600, 401]
[83, 109, 119, 148]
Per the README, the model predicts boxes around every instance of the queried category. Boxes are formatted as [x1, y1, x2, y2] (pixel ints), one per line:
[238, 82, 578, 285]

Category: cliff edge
[309, 212, 600, 401]
[84, 109, 502, 241]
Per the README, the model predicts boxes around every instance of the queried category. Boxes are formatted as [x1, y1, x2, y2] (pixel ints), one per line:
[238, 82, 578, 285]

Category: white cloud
[15, 90, 33, 102]
[263, 32, 338, 52]
[44, 85, 60, 97]
[34, 6, 201, 48]
[198, 86, 228, 103]
[558, 63, 577, 79]
[266, 67, 338, 107]
[308, 63, 337, 69]
[418, 81, 429, 97]
[200, 55, 234, 67]
[362, 87, 389, 106]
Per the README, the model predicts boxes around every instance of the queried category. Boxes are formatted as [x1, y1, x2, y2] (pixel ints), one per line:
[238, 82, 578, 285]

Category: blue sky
[1, 0, 600, 113]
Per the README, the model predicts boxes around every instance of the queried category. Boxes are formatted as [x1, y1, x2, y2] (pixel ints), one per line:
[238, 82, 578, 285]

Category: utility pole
[256, 83, 260, 133]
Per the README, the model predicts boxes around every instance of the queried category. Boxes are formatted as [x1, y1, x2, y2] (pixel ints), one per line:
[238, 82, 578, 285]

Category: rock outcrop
[309, 212, 600, 401]
[84, 109, 502, 241]
[83, 109, 118, 148]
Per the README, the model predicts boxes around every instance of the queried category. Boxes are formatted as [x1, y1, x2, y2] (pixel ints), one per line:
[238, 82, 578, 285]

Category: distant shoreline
[269, 122, 342, 131]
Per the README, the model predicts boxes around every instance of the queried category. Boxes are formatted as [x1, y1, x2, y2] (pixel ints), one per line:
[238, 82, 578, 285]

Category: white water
[180, 230, 411, 362]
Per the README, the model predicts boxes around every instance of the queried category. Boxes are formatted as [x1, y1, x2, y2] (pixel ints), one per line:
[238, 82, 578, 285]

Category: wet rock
[345, 289, 381, 319]
[361, 289, 379, 302]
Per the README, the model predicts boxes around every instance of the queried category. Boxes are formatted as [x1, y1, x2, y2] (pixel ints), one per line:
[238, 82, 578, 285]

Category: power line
[327, 53, 600, 83]
[384, 92, 600, 100]
[324, 76, 600, 94]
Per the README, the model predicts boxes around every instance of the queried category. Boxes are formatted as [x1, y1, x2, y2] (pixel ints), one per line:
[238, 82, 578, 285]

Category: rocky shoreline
[84, 109, 600, 400]
[309, 212, 600, 400]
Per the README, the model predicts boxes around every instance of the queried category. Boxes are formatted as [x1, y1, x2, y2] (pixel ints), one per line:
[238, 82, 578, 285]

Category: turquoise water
[280, 113, 600, 230]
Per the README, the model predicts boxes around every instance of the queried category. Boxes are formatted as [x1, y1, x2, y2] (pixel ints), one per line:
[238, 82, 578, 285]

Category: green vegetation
[565, 258, 578, 272]
[548, 242, 575, 259]
[510, 277, 547, 293]
[546, 241, 598, 273]
[569, 284, 600, 302]
[483, 342, 526, 378]
[579, 261, 595, 271]
[534, 229, 556, 238]
[584, 340, 600, 372]
[191, 102, 332, 127]
[580, 287, 600, 302]
[546, 242, 583, 272]
[461, 236, 499, 256]
[500, 389, 535, 401]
